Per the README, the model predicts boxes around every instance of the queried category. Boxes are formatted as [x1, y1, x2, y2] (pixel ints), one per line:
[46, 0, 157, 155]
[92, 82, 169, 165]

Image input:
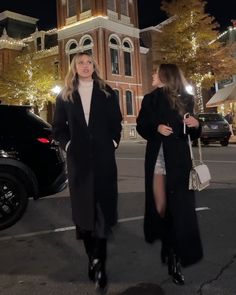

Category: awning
[206, 82, 236, 108]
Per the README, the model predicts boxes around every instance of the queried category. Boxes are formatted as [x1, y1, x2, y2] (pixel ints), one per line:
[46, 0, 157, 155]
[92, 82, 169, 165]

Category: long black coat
[136, 88, 203, 267]
[52, 82, 122, 231]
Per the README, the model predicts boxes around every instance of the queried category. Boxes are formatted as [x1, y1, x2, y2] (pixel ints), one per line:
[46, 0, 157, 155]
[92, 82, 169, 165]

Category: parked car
[0, 104, 67, 230]
[196, 113, 231, 146]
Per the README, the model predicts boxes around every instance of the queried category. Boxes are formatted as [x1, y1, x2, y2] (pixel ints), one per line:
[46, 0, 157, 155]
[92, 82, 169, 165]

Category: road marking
[0, 208, 208, 242]
[195, 207, 210, 211]
[117, 157, 236, 164]
[117, 157, 144, 160]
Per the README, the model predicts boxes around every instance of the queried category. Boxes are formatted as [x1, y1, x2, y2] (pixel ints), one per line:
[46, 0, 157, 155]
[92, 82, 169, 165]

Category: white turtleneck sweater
[78, 79, 93, 125]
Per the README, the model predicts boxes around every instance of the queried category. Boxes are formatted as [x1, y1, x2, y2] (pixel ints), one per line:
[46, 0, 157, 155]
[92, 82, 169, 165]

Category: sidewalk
[229, 135, 236, 144]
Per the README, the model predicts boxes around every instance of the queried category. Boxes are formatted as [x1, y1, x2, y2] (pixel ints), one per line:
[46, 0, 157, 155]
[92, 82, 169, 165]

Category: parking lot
[1, 142, 236, 295]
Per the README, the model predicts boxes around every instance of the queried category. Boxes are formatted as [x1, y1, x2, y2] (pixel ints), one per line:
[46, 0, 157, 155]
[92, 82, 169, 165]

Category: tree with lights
[153, 0, 236, 112]
[0, 53, 57, 113]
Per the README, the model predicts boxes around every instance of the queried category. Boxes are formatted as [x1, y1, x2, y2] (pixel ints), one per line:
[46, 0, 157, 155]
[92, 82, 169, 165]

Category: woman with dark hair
[52, 52, 122, 292]
[136, 63, 203, 285]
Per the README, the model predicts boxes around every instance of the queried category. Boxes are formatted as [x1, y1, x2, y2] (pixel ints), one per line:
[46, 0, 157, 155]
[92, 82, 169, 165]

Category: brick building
[0, 0, 150, 139]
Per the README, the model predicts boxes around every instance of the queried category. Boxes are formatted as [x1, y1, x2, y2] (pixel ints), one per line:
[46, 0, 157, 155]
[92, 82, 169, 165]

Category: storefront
[206, 82, 236, 133]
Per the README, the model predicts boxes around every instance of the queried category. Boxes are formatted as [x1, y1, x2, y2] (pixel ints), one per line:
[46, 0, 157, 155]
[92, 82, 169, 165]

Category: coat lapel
[88, 85, 100, 129]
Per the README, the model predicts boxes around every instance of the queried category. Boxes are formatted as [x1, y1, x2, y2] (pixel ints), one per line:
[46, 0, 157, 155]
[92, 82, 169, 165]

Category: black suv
[197, 113, 231, 146]
[0, 104, 67, 230]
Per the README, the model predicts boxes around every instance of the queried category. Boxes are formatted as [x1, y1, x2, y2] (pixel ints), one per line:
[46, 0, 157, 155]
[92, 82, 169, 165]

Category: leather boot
[83, 233, 95, 281]
[168, 251, 184, 285]
[93, 258, 107, 291]
[93, 238, 108, 292]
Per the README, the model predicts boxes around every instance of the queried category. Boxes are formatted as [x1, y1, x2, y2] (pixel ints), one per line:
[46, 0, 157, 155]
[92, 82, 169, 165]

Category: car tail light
[37, 137, 50, 144]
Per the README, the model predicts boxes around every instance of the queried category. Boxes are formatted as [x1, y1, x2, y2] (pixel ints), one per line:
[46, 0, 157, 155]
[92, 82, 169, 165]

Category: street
[0, 142, 236, 295]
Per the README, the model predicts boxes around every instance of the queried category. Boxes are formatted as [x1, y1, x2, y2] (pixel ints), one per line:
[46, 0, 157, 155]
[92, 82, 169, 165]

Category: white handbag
[188, 135, 211, 191]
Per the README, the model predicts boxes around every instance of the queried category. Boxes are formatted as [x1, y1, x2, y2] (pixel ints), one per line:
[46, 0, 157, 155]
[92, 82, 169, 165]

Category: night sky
[0, 0, 235, 32]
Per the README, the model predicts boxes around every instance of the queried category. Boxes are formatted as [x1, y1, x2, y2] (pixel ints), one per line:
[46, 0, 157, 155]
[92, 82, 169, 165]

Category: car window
[198, 114, 225, 122]
[0, 107, 51, 140]
[26, 109, 51, 129]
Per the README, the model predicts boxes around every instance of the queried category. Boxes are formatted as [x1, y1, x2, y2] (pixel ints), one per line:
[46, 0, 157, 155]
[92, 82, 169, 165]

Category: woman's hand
[157, 124, 173, 136]
[183, 115, 199, 128]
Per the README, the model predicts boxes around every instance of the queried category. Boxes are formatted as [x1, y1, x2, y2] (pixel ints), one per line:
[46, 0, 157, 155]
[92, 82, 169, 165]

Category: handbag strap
[188, 135, 203, 166]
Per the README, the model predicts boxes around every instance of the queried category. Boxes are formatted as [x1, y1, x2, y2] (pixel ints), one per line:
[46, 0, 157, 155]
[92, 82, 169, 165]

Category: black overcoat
[136, 88, 203, 267]
[52, 82, 122, 231]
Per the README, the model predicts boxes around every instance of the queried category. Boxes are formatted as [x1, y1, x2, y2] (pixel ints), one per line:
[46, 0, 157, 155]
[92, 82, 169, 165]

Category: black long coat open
[52, 82, 122, 232]
[136, 88, 203, 267]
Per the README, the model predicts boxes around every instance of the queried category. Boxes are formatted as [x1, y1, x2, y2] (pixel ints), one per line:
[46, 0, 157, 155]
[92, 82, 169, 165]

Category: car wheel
[220, 140, 229, 146]
[0, 168, 28, 230]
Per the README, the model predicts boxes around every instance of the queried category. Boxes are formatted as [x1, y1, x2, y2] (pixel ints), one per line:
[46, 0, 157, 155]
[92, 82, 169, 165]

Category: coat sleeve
[52, 95, 70, 151]
[108, 89, 123, 147]
[136, 94, 159, 141]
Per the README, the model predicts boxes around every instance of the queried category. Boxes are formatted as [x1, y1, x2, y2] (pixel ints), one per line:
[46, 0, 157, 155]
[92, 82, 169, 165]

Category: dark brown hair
[158, 63, 193, 116]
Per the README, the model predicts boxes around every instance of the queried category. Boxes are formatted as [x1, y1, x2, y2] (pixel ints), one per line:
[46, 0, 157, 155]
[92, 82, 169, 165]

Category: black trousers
[83, 233, 107, 263]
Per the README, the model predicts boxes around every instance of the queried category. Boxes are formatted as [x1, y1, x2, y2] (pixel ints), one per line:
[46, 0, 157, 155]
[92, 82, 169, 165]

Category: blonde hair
[157, 63, 193, 117]
[61, 52, 109, 101]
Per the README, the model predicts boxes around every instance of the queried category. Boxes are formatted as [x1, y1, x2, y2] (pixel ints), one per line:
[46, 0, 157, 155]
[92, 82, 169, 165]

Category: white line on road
[117, 157, 236, 164]
[195, 207, 210, 211]
[0, 208, 209, 242]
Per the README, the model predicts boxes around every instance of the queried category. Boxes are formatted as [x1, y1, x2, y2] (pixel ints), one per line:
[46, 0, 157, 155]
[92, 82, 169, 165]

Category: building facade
[55, 0, 143, 139]
[0, 1, 147, 139]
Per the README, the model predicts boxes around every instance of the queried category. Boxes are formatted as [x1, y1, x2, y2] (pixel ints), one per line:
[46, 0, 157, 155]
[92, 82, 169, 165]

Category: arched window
[65, 40, 79, 64]
[81, 0, 91, 12]
[122, 40, 133, 76]
[126, 90, 133, 115]
[109, 36, 121, 75]
[107, 0, 116, 11]
[67, 0, 77, 17]
[79, 35, 93, 54]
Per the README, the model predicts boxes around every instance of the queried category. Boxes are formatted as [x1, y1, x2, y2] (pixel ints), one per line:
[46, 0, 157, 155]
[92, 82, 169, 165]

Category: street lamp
[51, 85, 61, 95]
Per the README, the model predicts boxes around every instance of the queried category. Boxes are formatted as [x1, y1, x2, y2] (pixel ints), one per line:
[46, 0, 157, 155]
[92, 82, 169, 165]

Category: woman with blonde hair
[53, 51, 122, 292]
[136, 63, 203, 285]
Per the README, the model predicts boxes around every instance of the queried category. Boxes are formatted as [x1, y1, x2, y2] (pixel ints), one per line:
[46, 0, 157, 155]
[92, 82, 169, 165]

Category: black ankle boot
[88, 257, 95, 281]
[168, 252, 184, 285]
[93, 259, 108, 292]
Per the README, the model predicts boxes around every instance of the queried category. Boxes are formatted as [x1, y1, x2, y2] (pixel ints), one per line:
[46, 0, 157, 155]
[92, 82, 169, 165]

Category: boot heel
[93, 259, 108, 292]
[172, 254, 184, 285]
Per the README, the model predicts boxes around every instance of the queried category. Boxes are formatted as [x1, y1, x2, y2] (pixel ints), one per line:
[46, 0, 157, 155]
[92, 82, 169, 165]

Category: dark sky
[0, 0, 235, 32]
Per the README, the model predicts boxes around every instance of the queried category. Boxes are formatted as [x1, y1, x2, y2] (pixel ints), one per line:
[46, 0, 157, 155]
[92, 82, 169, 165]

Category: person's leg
[163, 213, 185, 285]
[83, 233, 96, 281]
[153, 173, 166, 218]
[92, 204, 108, 291]
[153, 144, 167, 218]
[92, 238, 108, 290]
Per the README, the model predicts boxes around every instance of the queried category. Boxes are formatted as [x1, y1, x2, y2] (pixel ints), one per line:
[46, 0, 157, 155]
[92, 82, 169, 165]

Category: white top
[78, 80, 93, 125]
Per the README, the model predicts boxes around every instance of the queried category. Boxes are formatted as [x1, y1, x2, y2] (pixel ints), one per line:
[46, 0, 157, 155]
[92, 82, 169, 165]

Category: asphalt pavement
[0, 142, 236, 295]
